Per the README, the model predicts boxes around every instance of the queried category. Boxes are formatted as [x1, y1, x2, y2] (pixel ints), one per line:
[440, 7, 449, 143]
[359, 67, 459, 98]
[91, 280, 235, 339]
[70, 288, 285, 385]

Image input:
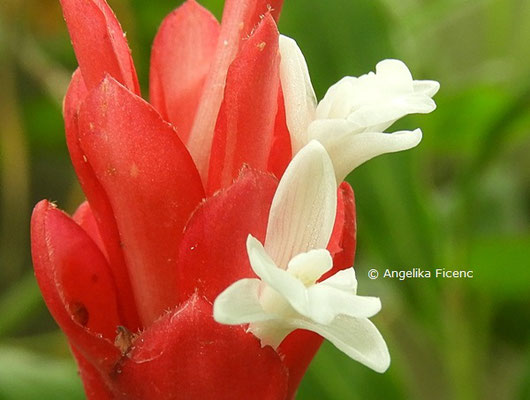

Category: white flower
[279, 35, 440, 182]
[213, 141, 390, 373]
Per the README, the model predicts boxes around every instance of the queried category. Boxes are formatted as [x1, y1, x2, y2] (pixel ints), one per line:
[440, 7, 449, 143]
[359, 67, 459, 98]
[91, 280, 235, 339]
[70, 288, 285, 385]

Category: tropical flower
[30, 0, 438, 399]
[279, 36, 440, 181]
[214, 141, 390, 373]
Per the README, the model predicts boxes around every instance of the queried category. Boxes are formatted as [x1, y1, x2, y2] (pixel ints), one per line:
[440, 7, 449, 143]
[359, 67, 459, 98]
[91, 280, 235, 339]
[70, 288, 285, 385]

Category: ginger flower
[29, 0, 438, 398]
[279, 36, 440, 181]
[214, 141, 390, 372]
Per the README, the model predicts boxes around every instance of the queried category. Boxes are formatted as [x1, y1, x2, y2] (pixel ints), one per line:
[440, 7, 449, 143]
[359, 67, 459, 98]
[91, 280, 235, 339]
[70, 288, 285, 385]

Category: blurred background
[0, 0, 529, 398]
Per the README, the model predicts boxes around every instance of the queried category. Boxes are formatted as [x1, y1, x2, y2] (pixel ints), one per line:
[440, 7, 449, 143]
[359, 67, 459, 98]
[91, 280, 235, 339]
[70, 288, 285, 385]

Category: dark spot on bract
[70, 301, 89, 326]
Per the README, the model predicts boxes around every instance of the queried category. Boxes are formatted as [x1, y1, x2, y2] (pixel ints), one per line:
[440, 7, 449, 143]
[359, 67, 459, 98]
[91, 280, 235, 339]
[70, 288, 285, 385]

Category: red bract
[31, 0, 357, 399]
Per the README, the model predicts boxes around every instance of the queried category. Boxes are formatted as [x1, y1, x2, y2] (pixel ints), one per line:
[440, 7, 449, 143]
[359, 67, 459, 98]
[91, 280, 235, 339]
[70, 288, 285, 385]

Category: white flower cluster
[214, 37, 439, 373]
[280, 35, 439, 182]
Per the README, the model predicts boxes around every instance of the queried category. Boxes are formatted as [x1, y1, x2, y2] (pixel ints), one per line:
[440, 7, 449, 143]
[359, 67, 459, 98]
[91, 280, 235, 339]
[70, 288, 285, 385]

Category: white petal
[308, 119, 422, 181]
[287, 249, 333, 286]
[346, 96, 435, 133]
[293, 315, 391, 373]
[302, 268, 380, 325]
[375, 59, 413, 90]
[247, 235, 308, 316]
[213, 278, 272, 324]
[264, 141, 337, 269]
[279, 35, 318, 152]
[249, 319, 294, 349]
[315, 76, 358, 121]
[413, 80, 440, 97]
[315, 59, 438, 134]
[307, 284, 382, 324]
[319, 267, 358, 293]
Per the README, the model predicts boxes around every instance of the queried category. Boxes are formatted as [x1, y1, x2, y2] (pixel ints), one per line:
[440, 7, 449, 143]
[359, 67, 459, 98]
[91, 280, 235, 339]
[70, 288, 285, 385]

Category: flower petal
[150, 0, 219, 143]
[293, 315, 391, 373]
[247, 235, 307, 316]
[308, 286, 382, 324]
[177, 168, 277, 303]
[413, 80, 440, 97]
[319, 267, 358, 292]
[264, 140, 337, 269]
[32, 201, 121, 340]
[31, 200, 120, 369]
[286, 249, 333, 286]
[248, 319, 294, 349]
[64, 69, 140, 331]
[278, 35, 317, 153]
[59, 0, 139, 93]
[316, 59, 437, 133]
[78, 77, 204, 325]
[207, 14, 280, 194]
[309, 118, 423, 181]
[187, 2, 284, 183]
[214, 278, 272, 324]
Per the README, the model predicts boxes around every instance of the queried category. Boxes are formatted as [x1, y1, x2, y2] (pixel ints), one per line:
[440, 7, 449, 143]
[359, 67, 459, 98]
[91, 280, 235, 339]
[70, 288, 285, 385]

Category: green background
[1, 0, 529, 399]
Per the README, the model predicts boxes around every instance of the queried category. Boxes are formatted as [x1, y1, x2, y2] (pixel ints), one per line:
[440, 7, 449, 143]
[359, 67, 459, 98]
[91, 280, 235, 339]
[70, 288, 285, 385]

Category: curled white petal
[308, 118, 422, 181]
[279, 35, 317, 152]
[264, 140, 337, 269]
[292, 315, 391, 373]
[315, 59, 437, 134]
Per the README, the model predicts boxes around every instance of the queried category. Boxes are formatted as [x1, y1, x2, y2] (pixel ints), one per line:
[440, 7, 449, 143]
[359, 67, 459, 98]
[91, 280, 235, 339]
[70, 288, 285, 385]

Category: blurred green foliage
[0, 0, 529, 399]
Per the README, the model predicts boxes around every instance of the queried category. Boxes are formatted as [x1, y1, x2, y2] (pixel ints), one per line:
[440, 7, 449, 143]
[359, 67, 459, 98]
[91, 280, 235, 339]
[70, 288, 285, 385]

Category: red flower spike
[31, 200, 121, 368]
[113, 295, 289, 400]
[177, 168, 278, 303]
[59, 0, 140, 94]
[267, 87, 292, 179]
[150, 0, 220, 143]
[207, 14, 280, 195]
[77, 76, 205, 326]
[34, 1, 366, 397]
[186, 0, 284, 182]
[64, 69, 140, 331]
